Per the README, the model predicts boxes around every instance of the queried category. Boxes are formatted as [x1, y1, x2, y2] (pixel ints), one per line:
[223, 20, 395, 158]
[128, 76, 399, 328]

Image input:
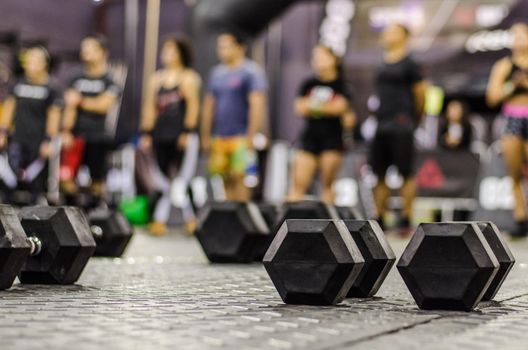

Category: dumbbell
[87, 208, 134, 257]
[275, 200, 340, 229]
[397, 221, 515, 311]
[196, 200, 365, 264]
[0, 205, 96, 290]
[263, 219, 395, 305]
[195, 201, 270, 263]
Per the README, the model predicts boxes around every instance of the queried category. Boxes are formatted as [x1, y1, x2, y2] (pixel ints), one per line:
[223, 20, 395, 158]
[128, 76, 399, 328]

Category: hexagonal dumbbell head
[343, 220, 395, 298]
[397, 223, 499, 311]
[18, 206, 97, 285]
[0, 205, 31, 290]
[474, 222, 515, 301]
[336, 206, 364, 220]
[89, 209, 134, 257]
[263, 219, 365, 305]
[276, 200, 340, 230]
[195, 201, 269, 263]
[252, 202, 279, 261]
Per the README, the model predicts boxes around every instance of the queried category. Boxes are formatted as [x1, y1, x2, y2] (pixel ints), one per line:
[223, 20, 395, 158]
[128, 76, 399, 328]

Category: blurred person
[61, 35, 120, 206]
[201, 32, 267, 201]
[0, 46, 61, 204]
[438, 99, 472, 151]
[139, 35, 201, 235]
[287, 45, 353, 203]
[369, 23, 427, 235]
[487, 22, 528, 237]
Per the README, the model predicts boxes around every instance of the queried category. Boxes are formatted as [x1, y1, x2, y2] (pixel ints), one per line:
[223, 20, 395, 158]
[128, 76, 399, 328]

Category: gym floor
[3, 231, 528, 350]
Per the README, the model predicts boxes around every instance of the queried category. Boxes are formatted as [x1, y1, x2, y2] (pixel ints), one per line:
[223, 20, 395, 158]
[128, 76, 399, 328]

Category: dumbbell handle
[90, 225, 103, 240]
[27, 236, 42, 256]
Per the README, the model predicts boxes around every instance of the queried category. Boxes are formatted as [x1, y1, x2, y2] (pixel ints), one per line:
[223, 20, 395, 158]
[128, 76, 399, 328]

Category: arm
[313, 95, 349, 117]
[0, 96, 15, 131]
[294, 97, 310, 117]
[181, 71, 201, 131]
[139, 74, 158, 132]
[62, 88, 81, 132]
[177, 72, 202, 149]
[0, 96, 15, 149]
[341, 109, 357, 133]
[247, 90, 266, 145]
[46, 105, 61, 138]
[201, 94, 215, 151]
[295, 94, 349, 118]
[79, 92, 118, 115]
[39, 104, 62, 158]
[413, 80, 427, 121]
[486, 58, 512, 108]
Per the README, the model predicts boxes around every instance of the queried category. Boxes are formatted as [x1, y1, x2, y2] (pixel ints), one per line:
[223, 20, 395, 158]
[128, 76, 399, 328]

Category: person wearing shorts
[487, 22, 528, 237]
[287, 45, 353, 203]
[201, 32, 267, 201]
[369, 23, 427, 234]
[0, 45, 61, 204]
[61, 35, 120, 206]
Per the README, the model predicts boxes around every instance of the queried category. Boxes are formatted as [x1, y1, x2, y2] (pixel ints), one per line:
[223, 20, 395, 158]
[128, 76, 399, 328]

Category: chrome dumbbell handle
[91, 225, 103, 240]
[27, 236, 42, 256]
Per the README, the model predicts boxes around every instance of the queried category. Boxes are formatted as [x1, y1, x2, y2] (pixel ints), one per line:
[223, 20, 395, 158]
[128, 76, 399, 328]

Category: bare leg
[224, 174, 251, 202]
[400, 177, 416, 220]
[373, 180, 390, 220]
[90, 181, 105, 198]
[503, 136, 526, 221]
[319, 150, 344, 204]
[287, 151, 318, 201]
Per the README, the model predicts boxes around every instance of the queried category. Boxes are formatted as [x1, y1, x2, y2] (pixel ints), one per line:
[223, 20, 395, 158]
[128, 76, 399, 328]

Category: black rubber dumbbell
[195, 201, 270, 263]
[0, 205, 96, 289]
[263, 219, 395, 305]
[475, 222, 515, 301]
[252, 202, 279, 261]
[264, 219, 365, 305]
[88, 209, 134, 257]
[397, 222, 505, 311]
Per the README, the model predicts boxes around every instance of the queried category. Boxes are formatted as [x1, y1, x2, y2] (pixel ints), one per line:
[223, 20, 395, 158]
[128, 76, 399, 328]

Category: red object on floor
[60, 138, 86, 181]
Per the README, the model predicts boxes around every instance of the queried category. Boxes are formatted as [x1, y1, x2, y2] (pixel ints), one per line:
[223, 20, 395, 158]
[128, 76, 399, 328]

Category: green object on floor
[119, 196, 150, 225]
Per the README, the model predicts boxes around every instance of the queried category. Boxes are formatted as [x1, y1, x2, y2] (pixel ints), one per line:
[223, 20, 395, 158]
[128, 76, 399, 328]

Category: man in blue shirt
[201, 32, 268, 201]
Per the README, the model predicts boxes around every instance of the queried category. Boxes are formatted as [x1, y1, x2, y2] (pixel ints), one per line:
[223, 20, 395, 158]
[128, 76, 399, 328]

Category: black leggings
[81, 141, 110, 182]
[7, 141, 48, 200]
[154, 141, 183, 177]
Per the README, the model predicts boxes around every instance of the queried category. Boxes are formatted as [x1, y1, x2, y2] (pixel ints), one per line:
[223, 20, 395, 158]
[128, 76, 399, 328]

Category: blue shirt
[207, 59, 267, 137]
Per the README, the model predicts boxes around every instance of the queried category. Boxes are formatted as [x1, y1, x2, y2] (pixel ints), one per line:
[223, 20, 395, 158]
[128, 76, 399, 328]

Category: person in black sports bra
[139, 35, 201, 235]
[0, 45, 61, 204]
[487, 22, 528, 237]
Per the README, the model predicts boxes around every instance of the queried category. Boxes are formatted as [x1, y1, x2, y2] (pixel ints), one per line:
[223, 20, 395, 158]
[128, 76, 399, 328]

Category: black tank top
[507, 59, 528, 95]
[153, 84, 186, 141]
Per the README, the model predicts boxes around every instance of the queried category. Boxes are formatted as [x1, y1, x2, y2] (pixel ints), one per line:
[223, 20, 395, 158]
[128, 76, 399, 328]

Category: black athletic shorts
[300, 121, 344, 156]
[369, 127, 415, 178]
[81, 141, 110, 182]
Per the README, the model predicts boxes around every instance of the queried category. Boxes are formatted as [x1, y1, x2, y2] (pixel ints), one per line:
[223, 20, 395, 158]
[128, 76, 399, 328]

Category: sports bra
[507, 58, 528, 95]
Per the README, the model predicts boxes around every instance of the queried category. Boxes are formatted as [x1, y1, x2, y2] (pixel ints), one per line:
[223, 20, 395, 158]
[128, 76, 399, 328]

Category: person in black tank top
[487, 22, 528, 237]
[368, 24, 426, 235]
[0, 45, 61, 204]
[287, 45, 354, 203]
[139, 35, 201, 235]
